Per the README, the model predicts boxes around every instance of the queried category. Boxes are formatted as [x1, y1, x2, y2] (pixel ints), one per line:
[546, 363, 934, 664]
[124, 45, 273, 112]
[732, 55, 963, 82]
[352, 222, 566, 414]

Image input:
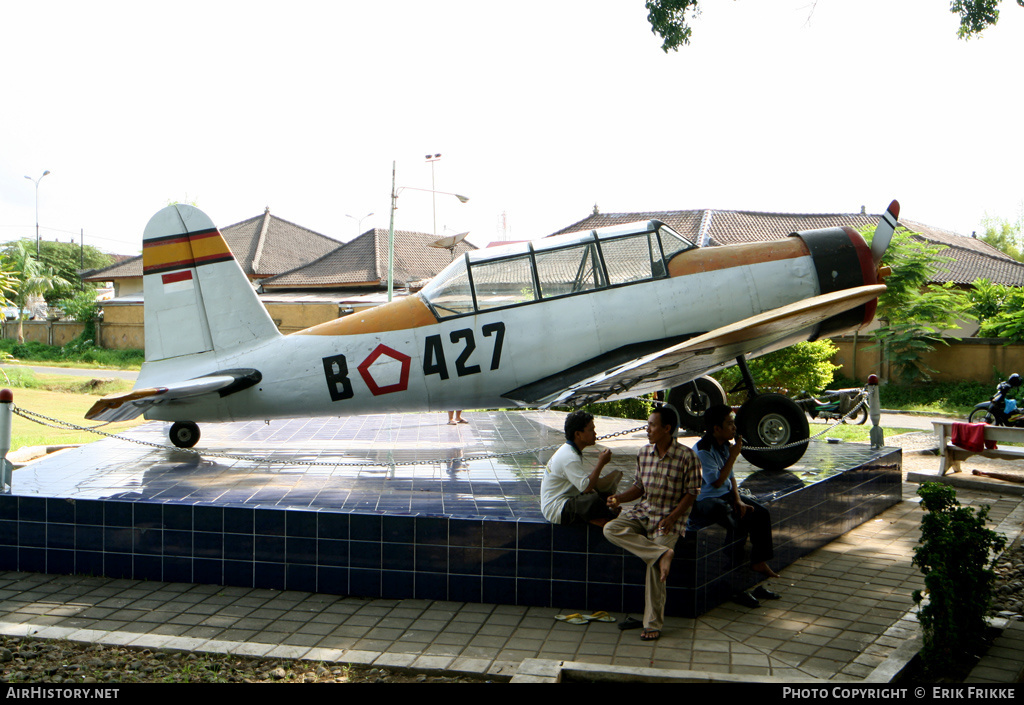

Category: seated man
[540, 410, 622, 526]
[603, 406, 701, 641]
[689, 404, 780, 605]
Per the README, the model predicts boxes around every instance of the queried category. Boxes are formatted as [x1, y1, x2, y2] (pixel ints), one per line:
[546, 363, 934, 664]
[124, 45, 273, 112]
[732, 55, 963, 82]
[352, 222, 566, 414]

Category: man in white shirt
[541, 411, 622, 525]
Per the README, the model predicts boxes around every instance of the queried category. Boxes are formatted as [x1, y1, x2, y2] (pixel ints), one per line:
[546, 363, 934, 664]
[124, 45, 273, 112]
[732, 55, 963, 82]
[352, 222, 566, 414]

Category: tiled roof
[83, 209, 342, 282]
[261, 227, 476, 290]
[548, 209, 1024, 287]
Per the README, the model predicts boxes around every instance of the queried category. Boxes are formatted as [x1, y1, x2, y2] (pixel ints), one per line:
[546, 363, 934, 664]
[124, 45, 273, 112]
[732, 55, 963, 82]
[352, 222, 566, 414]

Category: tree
[978, 212, 1024, 262]
[645, 0, 1022, 52]
[864, 226, 973, 382]
[0, 239, 114, 305]
[3, 241, 73, 343]
[714, 340, 841, 398]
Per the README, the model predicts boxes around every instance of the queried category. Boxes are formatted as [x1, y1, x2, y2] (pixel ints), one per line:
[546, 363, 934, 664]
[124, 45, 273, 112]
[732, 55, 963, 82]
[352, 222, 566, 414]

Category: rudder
[142, 204, 280, 362]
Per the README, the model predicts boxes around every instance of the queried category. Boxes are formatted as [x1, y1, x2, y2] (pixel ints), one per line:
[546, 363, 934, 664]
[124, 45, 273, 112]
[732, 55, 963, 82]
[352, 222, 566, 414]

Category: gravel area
[0, 640, 498, 683]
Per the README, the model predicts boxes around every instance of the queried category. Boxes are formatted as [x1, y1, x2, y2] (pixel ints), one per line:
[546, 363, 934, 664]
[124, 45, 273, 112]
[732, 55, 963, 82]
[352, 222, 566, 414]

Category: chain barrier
[10, 403, 645, 469]
[740, 386, 870, 452]
[10, 386, 870, 467]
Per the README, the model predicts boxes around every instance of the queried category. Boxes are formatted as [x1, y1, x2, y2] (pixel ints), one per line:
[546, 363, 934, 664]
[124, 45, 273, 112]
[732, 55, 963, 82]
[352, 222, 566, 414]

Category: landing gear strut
[667, 376, 727, 435]
[731, 356, 810, 471]
[169, 421, 201, 449]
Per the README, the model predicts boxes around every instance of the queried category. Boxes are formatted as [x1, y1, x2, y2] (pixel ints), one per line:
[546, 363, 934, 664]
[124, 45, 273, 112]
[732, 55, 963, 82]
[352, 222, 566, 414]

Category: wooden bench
[933, 421, 1024, 475]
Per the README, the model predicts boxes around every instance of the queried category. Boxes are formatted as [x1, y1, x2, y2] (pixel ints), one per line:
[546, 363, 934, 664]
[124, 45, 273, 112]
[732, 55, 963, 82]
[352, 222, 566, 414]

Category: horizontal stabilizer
[506, 285, 885, 409]
[86, 369, 261, 422]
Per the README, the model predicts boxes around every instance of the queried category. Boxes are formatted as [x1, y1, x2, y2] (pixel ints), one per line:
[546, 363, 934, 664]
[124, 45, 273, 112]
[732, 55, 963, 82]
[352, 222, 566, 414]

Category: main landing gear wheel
[736, 393, 809, 471]
[169, 421, 201, 449]
[667, 376, 727, 435]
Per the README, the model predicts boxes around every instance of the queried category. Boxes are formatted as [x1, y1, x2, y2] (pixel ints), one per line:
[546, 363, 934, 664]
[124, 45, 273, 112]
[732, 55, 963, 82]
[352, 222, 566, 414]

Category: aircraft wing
[86, 369, 261, 422]
[505, 285, 885, 409]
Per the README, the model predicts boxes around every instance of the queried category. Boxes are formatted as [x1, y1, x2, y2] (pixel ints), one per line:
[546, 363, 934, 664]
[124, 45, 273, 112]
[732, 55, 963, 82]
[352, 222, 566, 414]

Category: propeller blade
[870, 200, 900, 266]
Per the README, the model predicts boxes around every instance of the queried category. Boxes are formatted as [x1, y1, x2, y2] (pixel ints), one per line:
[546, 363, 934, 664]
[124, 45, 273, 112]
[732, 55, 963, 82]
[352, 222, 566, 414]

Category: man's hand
[656, 516, 675, 536]
[730, 435, 743, 457]
[734, 498, 751, 518]
[607, 494, 620, 509]
[597, 448, 612, 467]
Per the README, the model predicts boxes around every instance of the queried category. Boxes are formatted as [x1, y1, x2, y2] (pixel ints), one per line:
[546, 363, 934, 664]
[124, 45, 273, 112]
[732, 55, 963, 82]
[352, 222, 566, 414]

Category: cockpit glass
[421, 259, 474, 319]
[472, 255, 536, 310]
[535, 242, 606, 297]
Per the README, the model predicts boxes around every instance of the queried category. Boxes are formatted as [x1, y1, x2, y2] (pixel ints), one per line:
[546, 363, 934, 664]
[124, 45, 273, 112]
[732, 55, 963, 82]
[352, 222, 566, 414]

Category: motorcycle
[968, 373, 1024, 426]
[794, 387, 868, 425]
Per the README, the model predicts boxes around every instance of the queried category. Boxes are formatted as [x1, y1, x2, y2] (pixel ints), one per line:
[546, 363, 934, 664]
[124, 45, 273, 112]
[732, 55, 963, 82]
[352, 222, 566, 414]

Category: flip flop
[640, 628, 660, 641]
[583, 611, 616, 622]
[555, 613, 588, 625]
[618, 616, 642, 631]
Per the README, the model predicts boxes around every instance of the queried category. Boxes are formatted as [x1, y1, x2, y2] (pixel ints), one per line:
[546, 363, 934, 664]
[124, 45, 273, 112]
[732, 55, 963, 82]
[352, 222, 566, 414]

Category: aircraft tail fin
[142, 204, 280, 362]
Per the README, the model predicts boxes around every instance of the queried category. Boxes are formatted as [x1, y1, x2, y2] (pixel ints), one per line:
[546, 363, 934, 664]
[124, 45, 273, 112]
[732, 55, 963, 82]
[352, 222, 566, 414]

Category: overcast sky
[2, 1, 1022, 255]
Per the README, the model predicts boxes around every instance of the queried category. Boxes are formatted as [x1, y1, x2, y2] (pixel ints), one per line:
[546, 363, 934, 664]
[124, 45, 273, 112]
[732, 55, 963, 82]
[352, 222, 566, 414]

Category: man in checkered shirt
[603, 406, 701, 640]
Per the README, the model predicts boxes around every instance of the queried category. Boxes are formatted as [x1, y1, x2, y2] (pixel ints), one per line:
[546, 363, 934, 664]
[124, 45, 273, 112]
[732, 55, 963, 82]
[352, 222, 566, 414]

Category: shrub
[713, 340, 840, 401]
[912, 483, 1006, 676]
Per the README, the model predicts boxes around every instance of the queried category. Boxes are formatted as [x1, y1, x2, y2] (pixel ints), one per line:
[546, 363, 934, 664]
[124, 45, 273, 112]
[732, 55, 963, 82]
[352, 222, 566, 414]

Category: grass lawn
[7, 387, 146, 451]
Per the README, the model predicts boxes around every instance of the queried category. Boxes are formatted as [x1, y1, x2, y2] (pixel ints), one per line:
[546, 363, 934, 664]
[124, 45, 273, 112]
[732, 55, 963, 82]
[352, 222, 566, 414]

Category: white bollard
[0, 389, 12, 492]
[867, 374, 884, 449]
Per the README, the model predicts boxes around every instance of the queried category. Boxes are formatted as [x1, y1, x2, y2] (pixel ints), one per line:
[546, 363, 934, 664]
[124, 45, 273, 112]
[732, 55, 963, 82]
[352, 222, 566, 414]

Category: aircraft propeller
[870, 200, 900, 267]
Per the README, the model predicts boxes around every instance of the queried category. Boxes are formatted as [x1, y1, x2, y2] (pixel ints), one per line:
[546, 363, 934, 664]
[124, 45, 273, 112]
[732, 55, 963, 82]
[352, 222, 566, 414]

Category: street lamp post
[24, 170, 50, 257]
[345, 211, 374, 239]
[425, 153, 441, 236]
[387, 162, 469, 302]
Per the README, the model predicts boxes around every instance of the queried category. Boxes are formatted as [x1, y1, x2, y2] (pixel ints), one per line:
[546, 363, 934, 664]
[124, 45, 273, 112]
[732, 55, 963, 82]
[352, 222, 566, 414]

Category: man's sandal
[640, 628, 660, 641]
[555, 613, 588, 625]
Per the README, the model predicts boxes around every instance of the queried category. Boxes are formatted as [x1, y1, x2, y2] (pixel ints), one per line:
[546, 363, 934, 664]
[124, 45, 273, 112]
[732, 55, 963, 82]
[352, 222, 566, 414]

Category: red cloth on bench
[951, 422, 997, 452]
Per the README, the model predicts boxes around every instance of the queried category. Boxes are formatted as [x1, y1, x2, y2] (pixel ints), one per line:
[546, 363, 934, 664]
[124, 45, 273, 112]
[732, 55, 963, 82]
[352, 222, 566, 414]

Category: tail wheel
[170, 421, 201, 449]
[736, 393, 809, 471]
[968, 406, 995, 425]
[667, 376, 727, 434]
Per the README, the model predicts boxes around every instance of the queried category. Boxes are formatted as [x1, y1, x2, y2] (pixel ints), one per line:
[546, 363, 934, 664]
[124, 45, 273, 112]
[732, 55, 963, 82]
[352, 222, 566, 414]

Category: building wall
[832, 336, 1024, 384]
[1, 320, 86, 346]
[97, 304, 144, 350]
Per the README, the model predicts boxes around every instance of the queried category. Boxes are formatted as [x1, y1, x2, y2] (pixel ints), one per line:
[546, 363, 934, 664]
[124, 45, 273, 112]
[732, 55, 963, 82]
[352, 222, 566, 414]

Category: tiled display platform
[0, 411, 900, 617]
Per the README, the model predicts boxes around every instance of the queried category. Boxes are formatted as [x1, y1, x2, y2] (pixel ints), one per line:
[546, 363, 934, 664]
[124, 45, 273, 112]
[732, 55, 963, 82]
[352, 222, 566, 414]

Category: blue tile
[224, 560, 254, 587]
[163, 504, 192, 531]
[106, 552, 133, 579]
[350, 513, 382, 542]
[317, 512, 348, 540]
[316, 566, 348, 594]
[382, 542, 414, 572]
[415, 571, 447, 600]
[286, 564, 317, 592]
[254, 562, 285, 591]
[194, 532, 223, 559]
[224, 507, 254, 534]
[286, 537, 316, 564]
[47, 549, 74, 574]
[350, 568, 381, 597]
[135, 554, 163, 581]
[224, 534, 254, 561]
[482, 576, 515, 603]
[194, 506, 223, 533]
[75, 501, 103, 526]
[254, 536, 285, 563]
[448, 574, 480, 602]
[0, 496, 17, 521]
[0, 520, 16, 547]
[482, 520, 517, 549]
[382, 570, 414, 599]
[75, 550, 103, 576]
[46, 498, 76, 524]
[416, 545, 447, 573]
[18, 497, 47, 523]
[383, 516, 414, 543]
[350, 541, 381, 570]
[287, 511, 317, 538]
[254, 510, 286, 536]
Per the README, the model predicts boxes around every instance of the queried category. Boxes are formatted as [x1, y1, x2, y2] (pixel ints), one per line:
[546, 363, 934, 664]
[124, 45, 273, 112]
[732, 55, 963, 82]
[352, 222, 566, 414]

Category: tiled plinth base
[0, 412, 901, 617]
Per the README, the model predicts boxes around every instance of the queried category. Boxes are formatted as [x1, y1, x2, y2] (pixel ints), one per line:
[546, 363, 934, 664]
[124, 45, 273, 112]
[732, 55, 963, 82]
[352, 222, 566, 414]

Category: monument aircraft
[87, 201, 899, 470]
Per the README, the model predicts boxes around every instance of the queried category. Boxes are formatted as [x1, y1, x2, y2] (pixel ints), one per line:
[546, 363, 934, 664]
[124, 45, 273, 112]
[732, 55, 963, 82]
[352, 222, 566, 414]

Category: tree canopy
[0, 239, 113, 303]
[646, 0, 1022, 52]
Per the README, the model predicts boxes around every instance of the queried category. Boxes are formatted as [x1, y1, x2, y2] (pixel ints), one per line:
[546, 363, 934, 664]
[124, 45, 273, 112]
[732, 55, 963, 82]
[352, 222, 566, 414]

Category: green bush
[912, 483, 1006, 676]
[559, 395, 656, 422]
[0, 339, 143, 369]
[713, 340, 840, 402]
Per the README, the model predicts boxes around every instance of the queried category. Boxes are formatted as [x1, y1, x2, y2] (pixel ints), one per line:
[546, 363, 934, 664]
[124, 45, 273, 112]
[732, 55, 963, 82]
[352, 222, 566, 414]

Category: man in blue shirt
[690, 404, 779, 601]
